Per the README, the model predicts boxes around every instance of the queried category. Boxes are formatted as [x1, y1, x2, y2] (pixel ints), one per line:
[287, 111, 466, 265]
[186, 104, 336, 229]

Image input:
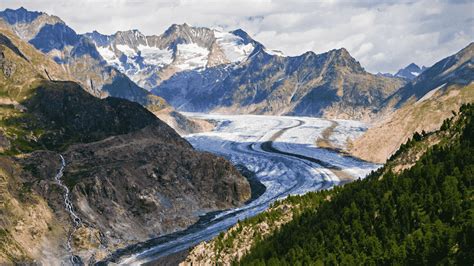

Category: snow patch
[96, 46, 121, 67]
[175, 43, 210, 70]
[116, 44, 136, 57]
[137, 44, 173, 66]
[264, 49, 285, 56]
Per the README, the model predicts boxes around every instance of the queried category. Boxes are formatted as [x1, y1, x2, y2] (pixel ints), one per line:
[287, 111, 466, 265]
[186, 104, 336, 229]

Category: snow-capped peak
[84, 25, 260, 89]
[213, 29, 255, 63]
[395, 63, 425, 80]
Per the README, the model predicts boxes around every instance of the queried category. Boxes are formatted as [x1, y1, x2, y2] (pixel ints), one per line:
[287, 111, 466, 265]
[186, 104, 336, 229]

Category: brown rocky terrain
[154, 107, 215, 135]
[0, 24, 250, 264]
[351, 84, 474, 163]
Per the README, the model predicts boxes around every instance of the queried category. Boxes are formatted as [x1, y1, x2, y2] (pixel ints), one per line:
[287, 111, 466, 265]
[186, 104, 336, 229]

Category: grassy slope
[351, 83, 474, 163]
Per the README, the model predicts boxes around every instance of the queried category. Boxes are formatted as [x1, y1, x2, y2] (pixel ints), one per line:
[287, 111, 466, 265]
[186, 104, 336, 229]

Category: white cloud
[0, 0, 472, 73]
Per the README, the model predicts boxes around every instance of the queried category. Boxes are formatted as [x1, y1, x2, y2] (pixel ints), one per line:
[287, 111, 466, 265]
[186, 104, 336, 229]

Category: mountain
[152, 42, 404, 119]
[85, 24, 405, 120]
[3, 8, 405, 120]
[394, 63, 426, 80]
[159, 47, 404, 119]
[185, 103, 474, 265]
[0, 24, 250, 264]
[0, 20, 75, 115]
[350, 42, 474, 163]
[84, 24, 257, 90]
[388, 43, 473, 108]
[0, 7, 165, 108]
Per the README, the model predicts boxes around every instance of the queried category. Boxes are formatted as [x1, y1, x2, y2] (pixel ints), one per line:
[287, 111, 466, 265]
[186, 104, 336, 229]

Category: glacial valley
[110, 113, 379, 264]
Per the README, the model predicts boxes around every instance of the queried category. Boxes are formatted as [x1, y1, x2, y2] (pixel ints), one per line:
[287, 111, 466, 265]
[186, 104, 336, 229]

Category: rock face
[20, 122, 250, 260]
[0, 24, 250, 264]
[0, 7, 166, 108]
[154, 107, 215, 135]
[351, 43, 474, 163]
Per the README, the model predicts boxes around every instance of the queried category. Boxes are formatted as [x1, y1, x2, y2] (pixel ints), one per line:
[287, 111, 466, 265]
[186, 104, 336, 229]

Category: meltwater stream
[54, 154, 83, 265]
[103, 114, 380, 265]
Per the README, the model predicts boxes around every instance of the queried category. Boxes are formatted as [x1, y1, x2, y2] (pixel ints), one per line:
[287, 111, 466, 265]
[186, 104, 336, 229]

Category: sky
[1, 0, 473, 73]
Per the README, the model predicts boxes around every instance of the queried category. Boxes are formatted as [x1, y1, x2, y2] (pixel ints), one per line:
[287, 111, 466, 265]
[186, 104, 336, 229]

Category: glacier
[115, 113, 379, 264]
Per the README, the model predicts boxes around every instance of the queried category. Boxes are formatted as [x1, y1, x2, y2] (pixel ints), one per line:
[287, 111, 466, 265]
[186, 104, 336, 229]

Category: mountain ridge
[0, 7, 167, 109]
[82, 20, 408, 120]
[351, 42, 474, 163]
[0, 7, 423, 121]
[84, 24, 258, 89]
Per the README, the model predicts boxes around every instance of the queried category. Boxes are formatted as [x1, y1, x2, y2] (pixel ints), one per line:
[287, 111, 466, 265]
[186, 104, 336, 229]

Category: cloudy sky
[1, 0, 473, 73]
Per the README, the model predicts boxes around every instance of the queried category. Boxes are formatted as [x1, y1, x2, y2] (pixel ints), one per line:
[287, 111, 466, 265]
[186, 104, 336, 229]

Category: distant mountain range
[378, 63, 426, 80]
[2, 7, 470, 122]
[85, 24, 406, 119]
[84, 25, 258, 90]
[0, 7, 405, 120]
[0, 6, 472, 139]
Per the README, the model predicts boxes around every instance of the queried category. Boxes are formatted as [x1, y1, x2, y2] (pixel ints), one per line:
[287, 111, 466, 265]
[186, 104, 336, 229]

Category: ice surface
[186, 114, 378, 180]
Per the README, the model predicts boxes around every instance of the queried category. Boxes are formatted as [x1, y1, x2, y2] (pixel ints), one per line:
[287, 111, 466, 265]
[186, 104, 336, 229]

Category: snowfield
[175, 43, 210, 70]
[117, 113, 380, 264]
[137, 44, 173, 66]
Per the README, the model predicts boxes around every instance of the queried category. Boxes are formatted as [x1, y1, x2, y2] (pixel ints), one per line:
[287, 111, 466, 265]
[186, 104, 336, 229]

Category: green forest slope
[240, 103, 474, 265]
